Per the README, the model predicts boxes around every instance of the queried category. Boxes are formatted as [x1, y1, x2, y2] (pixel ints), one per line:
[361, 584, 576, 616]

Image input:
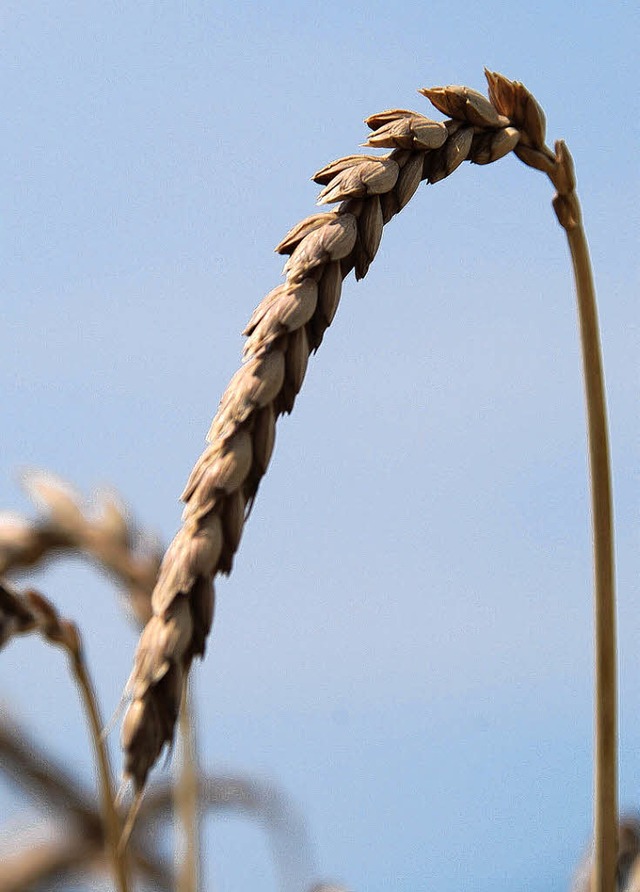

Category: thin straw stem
[69, 648, 130, 892]
[175, 681, 200, 892]
[563, 204, 617, 892]
[1, 585, 132, 892]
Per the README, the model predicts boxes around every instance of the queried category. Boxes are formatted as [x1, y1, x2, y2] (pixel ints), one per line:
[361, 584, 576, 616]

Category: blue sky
[1, 2, 638, 890]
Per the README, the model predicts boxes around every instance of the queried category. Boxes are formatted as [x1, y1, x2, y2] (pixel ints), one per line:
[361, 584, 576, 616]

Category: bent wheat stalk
[0, 582, 130, 892]
[483, 70, 617, 891]
[0, 710, 172, 891]
[141, 773, 316, 891]
[122, 70, 616, 890]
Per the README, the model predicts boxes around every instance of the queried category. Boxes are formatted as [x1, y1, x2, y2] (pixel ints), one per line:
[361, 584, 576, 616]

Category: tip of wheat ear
[121, 70, 547, 792]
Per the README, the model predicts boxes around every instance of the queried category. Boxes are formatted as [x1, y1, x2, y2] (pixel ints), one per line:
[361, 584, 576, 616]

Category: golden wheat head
[121, 70, 578, 793]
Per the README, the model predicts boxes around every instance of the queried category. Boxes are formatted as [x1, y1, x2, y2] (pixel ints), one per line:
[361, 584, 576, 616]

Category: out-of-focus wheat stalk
[0, 710, 174, 890]
[141, 773, 317, 892]
[122, 69, 616, 891]
[0, 711, 101, 831]
[1, 704, 322, 890]
[0, 581, 130, 892]
[0, 817, 171, 892]
[0, 471, 208, 886]
[0, 832, 94, 892]
[572, 817, 640, 892]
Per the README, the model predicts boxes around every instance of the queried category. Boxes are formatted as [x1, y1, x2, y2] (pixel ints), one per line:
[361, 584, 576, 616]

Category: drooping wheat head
[121, 71, 588, 798]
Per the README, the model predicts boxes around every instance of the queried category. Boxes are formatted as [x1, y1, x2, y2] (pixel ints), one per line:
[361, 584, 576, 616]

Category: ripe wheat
[0, 470, 162, 626]
[122, 70, 583, 793]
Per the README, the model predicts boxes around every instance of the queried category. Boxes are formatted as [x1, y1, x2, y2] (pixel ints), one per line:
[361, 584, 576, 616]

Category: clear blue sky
[1, 2, 638, 890]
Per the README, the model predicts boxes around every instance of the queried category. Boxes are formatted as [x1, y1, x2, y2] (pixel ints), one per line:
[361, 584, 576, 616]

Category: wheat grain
[120, 70, 594, 795]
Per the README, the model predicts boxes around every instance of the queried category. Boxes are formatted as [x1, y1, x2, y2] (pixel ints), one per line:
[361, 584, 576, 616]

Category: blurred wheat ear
[121, 69, 616, 891]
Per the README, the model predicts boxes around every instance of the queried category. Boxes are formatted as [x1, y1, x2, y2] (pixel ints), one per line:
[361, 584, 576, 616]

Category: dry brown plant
[121, 68, 616, 892]
[0, 710, 172, 891]
[0, 579, 129, 891]
[0, 477, 323, 890]
[0, 705, 318, 891]
[0, 470, 162, 626]
[1, 66, 614, 892]
[121, 75, 524, 791]
[572, 817, 640, 892]
[140, 773, 317, 891]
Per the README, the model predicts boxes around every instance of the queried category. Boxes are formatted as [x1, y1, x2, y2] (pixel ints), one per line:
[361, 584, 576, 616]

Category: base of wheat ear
[121, 70, 584, 792]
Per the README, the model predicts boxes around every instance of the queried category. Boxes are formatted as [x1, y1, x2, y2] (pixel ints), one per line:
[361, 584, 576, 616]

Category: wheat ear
[122, 73, 616, 892]
[121, 78, 521, 792]
[0, 470, 162, 626]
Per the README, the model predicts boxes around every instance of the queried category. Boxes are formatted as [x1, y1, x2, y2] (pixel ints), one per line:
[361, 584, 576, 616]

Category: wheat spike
[122, 70, 574, 793]
[0, 471, 162, 627]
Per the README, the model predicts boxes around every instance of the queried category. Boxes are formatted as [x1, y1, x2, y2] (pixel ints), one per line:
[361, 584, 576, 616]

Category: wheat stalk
[0, 709, 104, 892]
[1, 705, 321, 891]
[174, 683, 199, 892]
[0, 834, 96, 892]
[484, 70, 617, 892]
[140, 773, 316, 891]
[0, 710, 173, 891]
[572, 818, 640, 892]
[0, 581, 131, 892]
[1, 701, 323, 890]
[122, 70, 616, 890]
[0, 471, 212, 884]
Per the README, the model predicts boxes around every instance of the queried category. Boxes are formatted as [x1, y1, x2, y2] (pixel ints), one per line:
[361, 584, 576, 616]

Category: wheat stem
[0, 706, 173, 890]
[0, 584, 131, 892]
[0, 837, 93, 892]
[69, 643, 131, 892]
[482, 71, 618, 890]
[175, 681, 200, 892]
[562, 202, 617, 892]
[141, 773, 315, 889]
[121, 79, 618, 891]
